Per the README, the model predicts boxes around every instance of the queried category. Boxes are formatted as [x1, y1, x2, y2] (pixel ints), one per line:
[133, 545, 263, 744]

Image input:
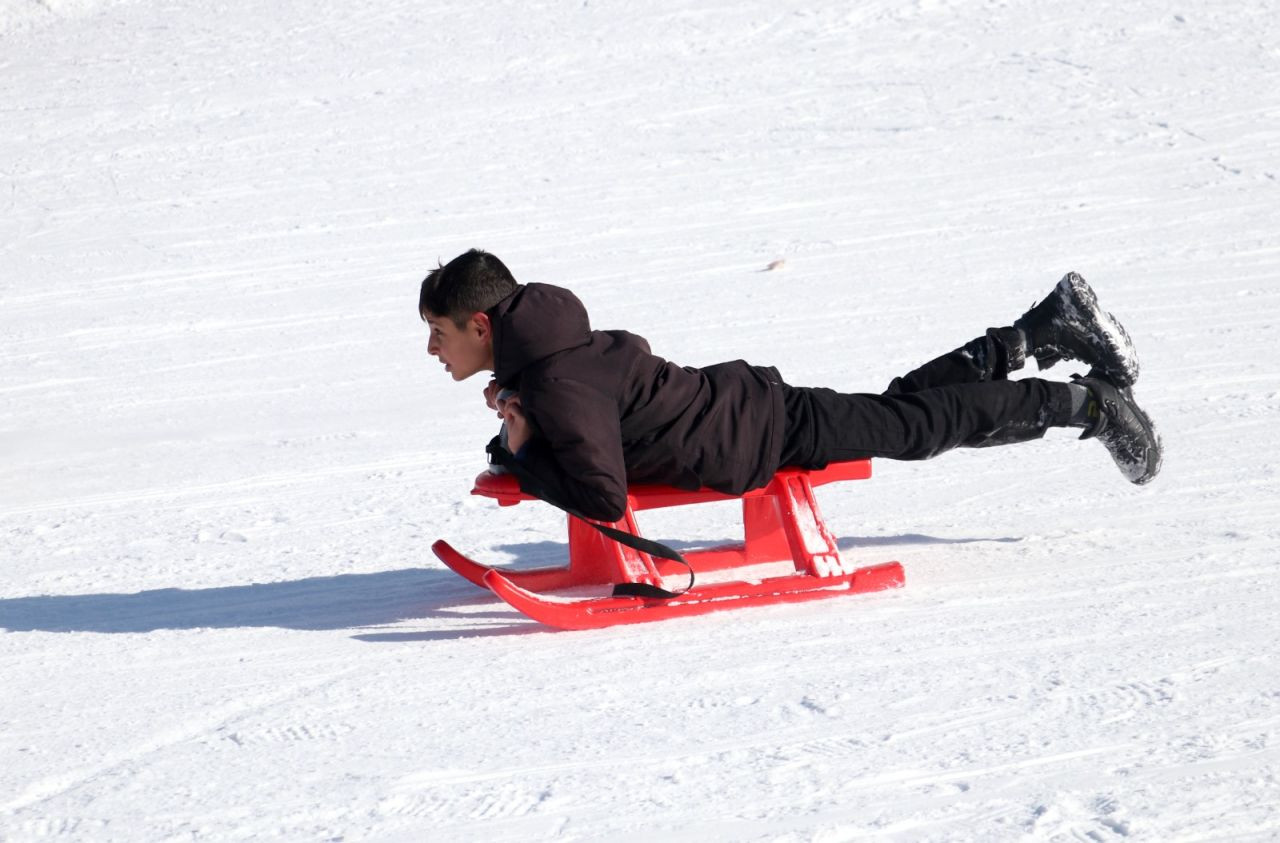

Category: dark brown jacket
[491, 283, 785, 521]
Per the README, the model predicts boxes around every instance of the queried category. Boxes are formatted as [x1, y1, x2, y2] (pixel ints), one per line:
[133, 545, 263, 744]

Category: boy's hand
[486, 379, 533, 452]
[497, 393, 533, 453]
[483, 379, 502, 417]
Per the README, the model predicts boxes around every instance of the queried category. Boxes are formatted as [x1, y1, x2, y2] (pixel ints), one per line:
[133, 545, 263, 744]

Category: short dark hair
[418, 249, 518, 325]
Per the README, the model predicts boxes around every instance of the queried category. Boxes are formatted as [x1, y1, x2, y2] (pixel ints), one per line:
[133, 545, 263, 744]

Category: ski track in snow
[4, 0, 1280, 839]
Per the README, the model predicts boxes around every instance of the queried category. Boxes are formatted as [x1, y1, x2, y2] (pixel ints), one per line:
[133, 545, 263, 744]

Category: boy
[421, 249, 1161, 523]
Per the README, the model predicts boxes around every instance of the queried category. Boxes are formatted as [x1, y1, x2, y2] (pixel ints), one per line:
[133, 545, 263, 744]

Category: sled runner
[432, 459, 904, 629]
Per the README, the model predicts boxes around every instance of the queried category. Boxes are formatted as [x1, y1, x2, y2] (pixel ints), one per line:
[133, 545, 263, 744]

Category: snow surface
[3, 0, 1280, 839]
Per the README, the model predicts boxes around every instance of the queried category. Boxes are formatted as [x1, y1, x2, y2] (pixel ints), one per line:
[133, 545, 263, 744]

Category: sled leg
[567, 504, 665, 587]
[769, 473, 848, 576]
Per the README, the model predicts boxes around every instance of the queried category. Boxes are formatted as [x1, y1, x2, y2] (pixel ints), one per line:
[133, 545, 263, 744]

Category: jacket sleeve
[513, 377, 629, 522]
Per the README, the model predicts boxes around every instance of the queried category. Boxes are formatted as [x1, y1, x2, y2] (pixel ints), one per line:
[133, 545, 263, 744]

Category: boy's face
[425, 311, 494, 381]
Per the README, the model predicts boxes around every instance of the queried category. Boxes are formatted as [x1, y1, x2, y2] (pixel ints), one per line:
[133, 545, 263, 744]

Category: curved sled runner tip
[432, 539, 589, 592]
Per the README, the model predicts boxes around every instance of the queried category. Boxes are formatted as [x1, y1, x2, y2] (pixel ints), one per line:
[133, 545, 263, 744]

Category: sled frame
[432, 459, 904, 628]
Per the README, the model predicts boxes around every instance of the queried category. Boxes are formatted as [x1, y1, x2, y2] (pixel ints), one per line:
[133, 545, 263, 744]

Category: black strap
[486, 437, 694, 598]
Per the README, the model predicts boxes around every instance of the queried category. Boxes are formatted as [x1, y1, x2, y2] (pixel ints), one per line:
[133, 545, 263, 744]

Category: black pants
[779, 329, 1074, 468]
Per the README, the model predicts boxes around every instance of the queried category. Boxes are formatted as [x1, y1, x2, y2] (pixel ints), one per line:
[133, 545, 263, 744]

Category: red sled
[432, 459, 904, 630]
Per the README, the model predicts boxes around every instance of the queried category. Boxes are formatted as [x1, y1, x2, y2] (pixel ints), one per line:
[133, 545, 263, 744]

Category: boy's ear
[471, 311, 492, 339]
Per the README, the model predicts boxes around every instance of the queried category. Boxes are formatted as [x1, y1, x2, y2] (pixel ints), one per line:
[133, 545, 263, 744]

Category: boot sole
[1044, 273, 1141, 387]
[1086, 381, 1163, 485]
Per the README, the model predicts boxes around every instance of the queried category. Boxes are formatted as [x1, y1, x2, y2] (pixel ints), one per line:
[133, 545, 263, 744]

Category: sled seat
[459, 459, 886, 592]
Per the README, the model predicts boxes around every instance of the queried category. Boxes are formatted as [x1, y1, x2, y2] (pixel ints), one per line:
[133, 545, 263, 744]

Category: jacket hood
[491, 283, 592, 384]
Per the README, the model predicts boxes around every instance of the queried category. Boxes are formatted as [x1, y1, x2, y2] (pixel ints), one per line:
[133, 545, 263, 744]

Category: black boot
[1014, 272, 1140, 387]
[1073, 374, 1163, 485]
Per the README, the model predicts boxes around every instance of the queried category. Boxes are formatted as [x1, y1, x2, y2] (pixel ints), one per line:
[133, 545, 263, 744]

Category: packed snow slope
[3, 0, 1279, 839]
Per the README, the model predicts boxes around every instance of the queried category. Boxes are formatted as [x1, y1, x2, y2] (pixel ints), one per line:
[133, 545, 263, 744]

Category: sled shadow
[837, 533, 1021, 549]
[488, 534, 1021, 558]
[476, 534, 1021, 572]
[0, 567, 530, 638]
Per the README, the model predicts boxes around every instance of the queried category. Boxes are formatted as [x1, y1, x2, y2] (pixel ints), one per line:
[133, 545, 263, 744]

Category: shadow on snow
[0, 567, 509, 637]
[0, 532, 1018, 638]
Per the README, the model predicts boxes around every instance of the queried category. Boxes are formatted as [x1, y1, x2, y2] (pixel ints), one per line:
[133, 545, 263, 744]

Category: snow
[3, 0, 1279, 839]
